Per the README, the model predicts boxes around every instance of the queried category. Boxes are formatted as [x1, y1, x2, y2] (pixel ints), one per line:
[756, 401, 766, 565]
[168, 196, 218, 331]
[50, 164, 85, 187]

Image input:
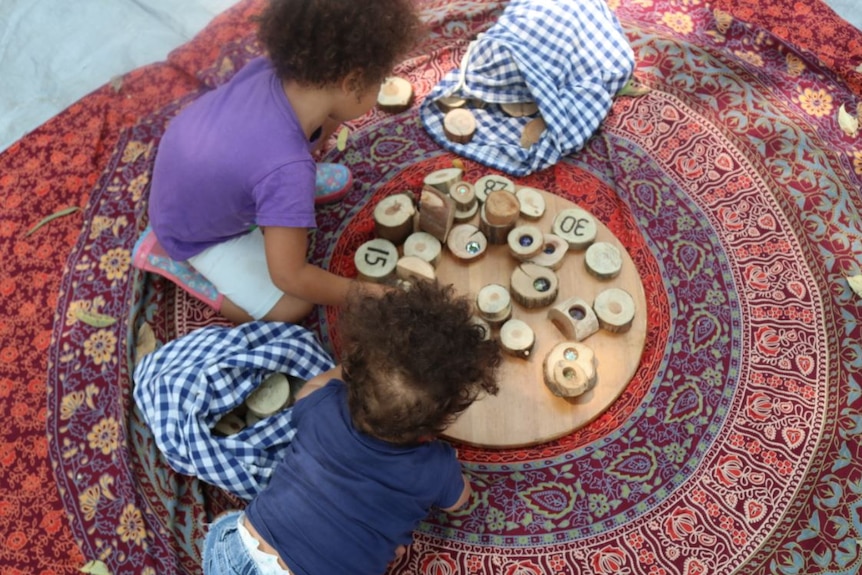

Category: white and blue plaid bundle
[133, 321, 334, 500]
[420, 0, 635, 176]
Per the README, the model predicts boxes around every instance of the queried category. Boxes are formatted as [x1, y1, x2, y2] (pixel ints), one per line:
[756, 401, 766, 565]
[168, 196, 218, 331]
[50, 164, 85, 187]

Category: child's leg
[202, 510, 257, 574]
[188, 229, 313, 323]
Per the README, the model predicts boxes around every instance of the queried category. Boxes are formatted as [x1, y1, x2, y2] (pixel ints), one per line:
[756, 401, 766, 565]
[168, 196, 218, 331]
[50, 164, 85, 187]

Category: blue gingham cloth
[420, 0, 634, 176]
[132, 321, 334, 500]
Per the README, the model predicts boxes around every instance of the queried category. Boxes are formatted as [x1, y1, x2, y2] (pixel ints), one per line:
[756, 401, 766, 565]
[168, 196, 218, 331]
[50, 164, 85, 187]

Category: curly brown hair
[338, 281, 501, 445]
[257, 0, 423, 89]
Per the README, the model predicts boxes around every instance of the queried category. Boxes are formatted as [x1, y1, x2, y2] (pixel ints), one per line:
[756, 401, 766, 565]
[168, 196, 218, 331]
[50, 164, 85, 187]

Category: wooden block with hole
[450, 181, 477, 210]
[418, 185, 455, 242]
[443, 108, 476, 144]
[377, 76, 414, 113]
[543, 342, 598, 398]
[423, 168, 463, 195]
[355, 238, 398, 283]
[403, 232, 442, 266]
[500, 318, 535, 359]
[510, 262, 559, 309]
[373, 193, 415, 244]
[527, 234, 568, 270]
[507, 224, 544, 261]
[593, 288, 636, 333]
[447, 224, 487, 262]
[548, 296, 600, 342]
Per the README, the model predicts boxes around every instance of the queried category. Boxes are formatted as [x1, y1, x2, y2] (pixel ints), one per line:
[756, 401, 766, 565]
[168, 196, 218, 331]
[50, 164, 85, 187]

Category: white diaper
[236, 513, 293, 575]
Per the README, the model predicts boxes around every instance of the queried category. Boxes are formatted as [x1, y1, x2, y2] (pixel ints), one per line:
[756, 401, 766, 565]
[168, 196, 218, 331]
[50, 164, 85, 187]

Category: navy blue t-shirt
[245, 379, 465, 575]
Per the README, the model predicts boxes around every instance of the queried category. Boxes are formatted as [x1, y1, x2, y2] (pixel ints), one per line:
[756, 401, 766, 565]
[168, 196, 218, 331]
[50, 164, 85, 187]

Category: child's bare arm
[441, 474, 472, 512]
[294, 365, 343, 402]
[263, 226, 356, 306]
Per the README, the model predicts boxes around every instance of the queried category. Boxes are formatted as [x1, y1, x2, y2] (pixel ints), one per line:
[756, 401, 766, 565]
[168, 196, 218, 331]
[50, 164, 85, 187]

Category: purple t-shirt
[148, 57, 318, 261]
[245, 380, 465, 575]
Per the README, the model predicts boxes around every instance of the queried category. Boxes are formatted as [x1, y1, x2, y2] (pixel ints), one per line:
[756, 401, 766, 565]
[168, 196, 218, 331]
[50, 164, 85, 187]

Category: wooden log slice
[510, 262, 559, 309]
[585, 241, 623, 280]
[245, 410, 263, 428]
[479, 205, 516, 245]
[213, 412, 246, 437]
[484, 190, 521, 226]
[377, 76, 414, 113]
[474, 174, 516, 203]
[418, 185, 456, 242]
[507, 225, 544, 261]
[454, 200, 480, 224]
[547, 296, 600, 342]
[543, 342, 598, 398]
[593, 288, 636, 333]
[476, 283, 513, 325]
[246, 372, 292, 418]
[436, 96, 467, 113]
[527, 234, 568, 270]
[443, 108, 476, 144]
[355, 238, 398, 282]
[515, 187, 546, 220]
[423, 167, 463, 195]
[403, 232, 442, 266]
[470, 315, 493, 341]
[450, 181, 477, 210]
[446, 224, 487, 261]
[552, 208, 598, 250]
[373, 193, 416, 244]
[520, 116, 546, 149]
[500, 101, 539, 117]
[499, 318, 536, 359]
[396, 256, 436, 283]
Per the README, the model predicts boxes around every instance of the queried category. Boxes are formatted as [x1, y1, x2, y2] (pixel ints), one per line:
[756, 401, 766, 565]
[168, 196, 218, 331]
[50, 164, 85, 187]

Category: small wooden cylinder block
[484, 190, 521, 226]
[474, 174, 515, 203]
[499, 318, 536, 359]
[515, 187, 546, 219]
[501, 101, 539, 117]
[447, 224, 487, 262]
[443, 109, 476, 144]
[507, 225, 545, 261]
[396, 256, 436, 283]
[424, 167, 463, 195]
[476, 283, 512, 326]
[419, 186, 455, 242]
[593, 288, 636, 333]
[436, 96, 467, 113]
[403, 232, 442, 266]
[355, 238, 398, 282]
[547, 296, 600, 342]
[585, 241, 623, 280]
[450, 181, 477, 210]
[543, 342, 598, 398]
[470, 315, 493, 341]
[552, 208, 598, 250]
[377, 76, 414, 113]
[527, 234, 568, 270]
[246, 372, 292, 418]
[479, 205, 516, 245]
[213, 412, 246, 436]
[510, 263, 559, 309]
[373, 193, 415, 244]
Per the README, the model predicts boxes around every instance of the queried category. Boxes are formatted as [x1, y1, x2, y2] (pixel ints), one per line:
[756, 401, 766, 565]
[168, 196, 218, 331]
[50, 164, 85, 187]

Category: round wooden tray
[438, 188, 647, 448]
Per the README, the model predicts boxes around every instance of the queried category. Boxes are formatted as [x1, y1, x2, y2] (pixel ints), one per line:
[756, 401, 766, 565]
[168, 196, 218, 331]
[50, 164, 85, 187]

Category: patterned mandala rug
[38, 1, 862, 574]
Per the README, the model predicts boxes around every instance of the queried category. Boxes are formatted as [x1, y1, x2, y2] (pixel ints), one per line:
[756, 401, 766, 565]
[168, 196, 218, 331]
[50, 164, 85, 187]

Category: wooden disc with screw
[403, 232, 442, 266]
[500, 318, 536, 359]
[527, 234, 568, 270]
[515, 187, 546, 219]
[443, 108, 477, 144]
[501, 101, 539, 117]
[396, 256, 436, 283]
[510, 263, 559, 308]
[246, 372, 292, 418]
[423, 167, 463, 195]
[507, 225, 544, 261]
[474, 174, 516, 203]
[585, 241, 623, 280]
[476, 283, 513, 326]
[593, 288, 636, 333]
[446, 224, 487, 261]
[355, 238, 398, 282]
[520, 116, 546, 149]
[552, 208, 597, 250]
[418, 185, 455, 242]
[543, 342, 597, 398]
[450, 181, 477, 210]
[547, 296, 600, 342]
[373, 193, 415, 244]
[377, 76, 414, 113]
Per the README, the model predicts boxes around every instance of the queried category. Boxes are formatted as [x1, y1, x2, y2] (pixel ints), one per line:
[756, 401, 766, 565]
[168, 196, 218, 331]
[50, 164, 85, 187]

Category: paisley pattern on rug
[36, 1, 862, 574]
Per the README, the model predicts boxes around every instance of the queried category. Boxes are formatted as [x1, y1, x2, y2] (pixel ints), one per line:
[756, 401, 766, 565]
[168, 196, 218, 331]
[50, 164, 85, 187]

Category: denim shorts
[202, 511, 292, 575]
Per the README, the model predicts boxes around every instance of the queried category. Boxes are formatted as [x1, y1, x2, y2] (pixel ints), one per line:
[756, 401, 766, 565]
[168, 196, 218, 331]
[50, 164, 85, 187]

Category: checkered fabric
[132, 321, 334, 500]
[420, 0, 634, 176]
